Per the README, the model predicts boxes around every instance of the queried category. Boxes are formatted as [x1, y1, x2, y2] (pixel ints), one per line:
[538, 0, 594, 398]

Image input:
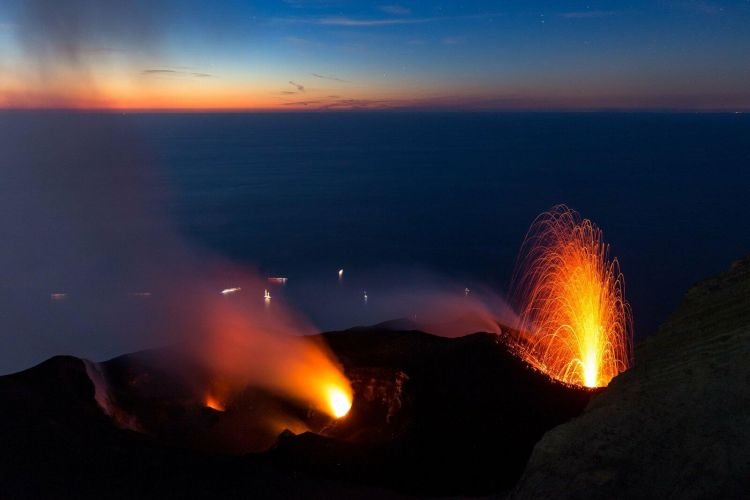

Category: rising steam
[1, 0, 351, 436]
[190, 285, 352, 420]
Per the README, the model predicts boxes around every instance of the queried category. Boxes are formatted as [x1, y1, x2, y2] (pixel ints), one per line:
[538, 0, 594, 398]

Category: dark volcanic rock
[0, 327, 593, 498]
[512, 256, 750, 499]
[0, 356, 394, 499]
[275, 330, 594, 496]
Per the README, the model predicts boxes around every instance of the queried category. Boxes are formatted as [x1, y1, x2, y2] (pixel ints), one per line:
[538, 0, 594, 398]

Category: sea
[124, 112, 750, 338]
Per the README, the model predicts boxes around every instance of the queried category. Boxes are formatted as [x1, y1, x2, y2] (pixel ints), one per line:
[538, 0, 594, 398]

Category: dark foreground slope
[276, 330, 593, 495]
[0, 355, 377, 499]
[512, 256, 750, 499]
[0, 329, 591, 498]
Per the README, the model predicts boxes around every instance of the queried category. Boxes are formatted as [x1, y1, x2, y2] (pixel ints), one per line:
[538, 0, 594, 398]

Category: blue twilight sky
[1, 0, 749, 109]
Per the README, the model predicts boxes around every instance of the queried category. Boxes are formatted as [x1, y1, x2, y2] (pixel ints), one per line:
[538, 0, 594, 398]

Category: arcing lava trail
[511, 205, 633, 387]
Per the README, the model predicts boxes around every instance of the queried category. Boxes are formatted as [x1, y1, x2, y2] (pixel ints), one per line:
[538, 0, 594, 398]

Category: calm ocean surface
[132, 112, 750, 338]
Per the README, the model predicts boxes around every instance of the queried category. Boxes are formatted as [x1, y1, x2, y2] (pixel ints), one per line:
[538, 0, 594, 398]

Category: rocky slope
[0, 328, 592, 498]
[512, 256, 750, 499]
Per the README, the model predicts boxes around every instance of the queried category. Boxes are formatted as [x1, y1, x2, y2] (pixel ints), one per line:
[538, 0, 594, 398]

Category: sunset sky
[1, 0, 749, 110]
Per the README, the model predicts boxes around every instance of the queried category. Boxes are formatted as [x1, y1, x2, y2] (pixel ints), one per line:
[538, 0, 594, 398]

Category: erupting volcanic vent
[325, 386, 352, 418]
[512, 205, 633, 388]
[196, 297, 353, 424]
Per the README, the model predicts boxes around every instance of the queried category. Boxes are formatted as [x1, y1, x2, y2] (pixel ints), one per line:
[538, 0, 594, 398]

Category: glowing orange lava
[325, 385, 352, 418]
[512, 205, 633, 388]
[204, 393, 225, 411]
[197, 296, 353, 422]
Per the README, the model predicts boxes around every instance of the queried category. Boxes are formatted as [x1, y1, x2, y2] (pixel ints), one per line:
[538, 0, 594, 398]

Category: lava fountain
[511, 205, 633, 388]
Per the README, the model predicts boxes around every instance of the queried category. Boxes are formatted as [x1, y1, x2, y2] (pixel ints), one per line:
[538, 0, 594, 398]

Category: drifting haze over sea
[132, 111, 750, 337]
[1, 110, 748, 373]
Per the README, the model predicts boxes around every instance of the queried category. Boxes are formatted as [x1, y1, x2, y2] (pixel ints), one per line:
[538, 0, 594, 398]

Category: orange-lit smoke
[2, 0, 352, 440]
[189, 277, 352, 420]
[511, 205, 633, 388]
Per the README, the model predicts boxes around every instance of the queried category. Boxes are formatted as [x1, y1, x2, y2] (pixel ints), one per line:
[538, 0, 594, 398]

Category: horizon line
[0, 106, 748, 114]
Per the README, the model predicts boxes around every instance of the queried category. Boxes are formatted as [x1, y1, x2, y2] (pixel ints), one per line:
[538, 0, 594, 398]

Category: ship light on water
[221, 287, 241, 296]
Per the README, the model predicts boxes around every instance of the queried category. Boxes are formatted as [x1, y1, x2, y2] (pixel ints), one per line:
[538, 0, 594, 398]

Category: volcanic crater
[1, 325, 593, 498]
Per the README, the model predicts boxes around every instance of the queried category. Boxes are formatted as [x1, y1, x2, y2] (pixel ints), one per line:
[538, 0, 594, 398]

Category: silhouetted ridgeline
[0, 328, 591, 498]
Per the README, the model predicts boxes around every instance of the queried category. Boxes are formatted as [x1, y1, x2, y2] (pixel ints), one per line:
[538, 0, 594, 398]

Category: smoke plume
[0, 1, 351, 434]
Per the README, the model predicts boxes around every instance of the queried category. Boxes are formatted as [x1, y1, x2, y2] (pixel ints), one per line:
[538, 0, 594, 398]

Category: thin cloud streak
[442, 36, 465, 45]
[311, 73, 347, 82]
[670, 1, 725, 15]
[318, 16, 434, 26]
[272, 13, 494, 27]
[272, 91, 750, 112]
[561, 10, 617, 19]
[142, 69, 214, 78]
[282, 100, 321, 106]
[380, 5, 411, 16]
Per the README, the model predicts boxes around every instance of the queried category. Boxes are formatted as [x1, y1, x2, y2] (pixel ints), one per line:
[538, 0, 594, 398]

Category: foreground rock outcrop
[512, 256, 750, 499]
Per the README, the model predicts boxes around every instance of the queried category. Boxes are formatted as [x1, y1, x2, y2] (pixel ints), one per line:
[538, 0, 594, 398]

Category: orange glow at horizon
[512, 205, 633, 388]
[0, 73, 305, 110]
[0, 70, 501, 111]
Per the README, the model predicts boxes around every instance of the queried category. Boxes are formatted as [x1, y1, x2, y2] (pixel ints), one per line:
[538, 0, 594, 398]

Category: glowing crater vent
[204, 393, 225, 412]
[512, 205, 633, 388]
[326, 385, 352, 418]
